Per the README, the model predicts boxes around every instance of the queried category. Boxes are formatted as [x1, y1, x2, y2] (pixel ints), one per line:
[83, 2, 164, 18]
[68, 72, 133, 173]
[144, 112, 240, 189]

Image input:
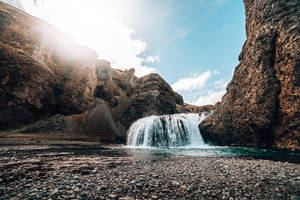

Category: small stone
[180, 185, 188, 190]
[50, 188, 59, 196]
[119, 196, 134, 200]
[172, 181, 180, 186]
[109, 194, 117, 198]
[152, 174, 159, 178]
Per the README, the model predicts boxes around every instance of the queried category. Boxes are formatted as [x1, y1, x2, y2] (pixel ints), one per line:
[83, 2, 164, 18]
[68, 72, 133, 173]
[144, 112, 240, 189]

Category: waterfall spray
[127, 113, 209, 147]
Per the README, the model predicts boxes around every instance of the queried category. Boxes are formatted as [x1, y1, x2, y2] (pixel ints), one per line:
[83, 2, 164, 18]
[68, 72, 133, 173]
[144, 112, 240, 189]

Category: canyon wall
[199, 0, 300, 150]
[0, 2, 184, 141]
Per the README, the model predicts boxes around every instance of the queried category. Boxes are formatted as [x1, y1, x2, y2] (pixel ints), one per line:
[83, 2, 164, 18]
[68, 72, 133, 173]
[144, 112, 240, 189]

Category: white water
[127, 113, 210, 148]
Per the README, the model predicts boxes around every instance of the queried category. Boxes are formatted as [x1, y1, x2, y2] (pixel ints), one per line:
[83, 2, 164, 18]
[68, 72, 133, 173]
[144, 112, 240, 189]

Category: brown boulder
[199, 0, 300, 150]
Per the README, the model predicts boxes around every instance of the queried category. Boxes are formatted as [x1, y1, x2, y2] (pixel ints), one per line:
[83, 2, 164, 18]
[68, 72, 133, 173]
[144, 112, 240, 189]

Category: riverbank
[0, 139, 299, 199]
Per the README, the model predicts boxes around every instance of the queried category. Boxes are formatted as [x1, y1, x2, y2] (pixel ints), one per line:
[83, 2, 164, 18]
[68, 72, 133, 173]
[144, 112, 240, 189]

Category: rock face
[0, 1, 97, 129]
[94, 61, 184, 139]
[200, 0, 300, 150]
[184, 103, 214, 114]
[0, 2, 184, 141]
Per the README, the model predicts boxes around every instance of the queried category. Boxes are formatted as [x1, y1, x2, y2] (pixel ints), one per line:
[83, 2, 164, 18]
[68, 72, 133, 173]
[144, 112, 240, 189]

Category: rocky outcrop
[0, 2, 184, 141]
[94, 61, 184, 139]
[199, 0, 300, 150]
[0, 1, 97, 129]
[184, 103, 214, 114]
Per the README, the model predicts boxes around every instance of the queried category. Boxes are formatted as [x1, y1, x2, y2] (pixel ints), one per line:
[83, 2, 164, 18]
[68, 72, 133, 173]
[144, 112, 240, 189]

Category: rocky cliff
[199, 0, 300, 150]
[0, 2, 184, 141]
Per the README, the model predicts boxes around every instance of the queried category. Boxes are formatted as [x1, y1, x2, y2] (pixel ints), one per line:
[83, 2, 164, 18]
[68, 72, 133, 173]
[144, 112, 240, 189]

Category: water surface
[123, 146, 300, 164]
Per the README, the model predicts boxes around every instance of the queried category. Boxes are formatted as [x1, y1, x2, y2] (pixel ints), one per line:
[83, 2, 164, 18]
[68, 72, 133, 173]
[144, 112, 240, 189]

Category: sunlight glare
[21, 0, 156, 76]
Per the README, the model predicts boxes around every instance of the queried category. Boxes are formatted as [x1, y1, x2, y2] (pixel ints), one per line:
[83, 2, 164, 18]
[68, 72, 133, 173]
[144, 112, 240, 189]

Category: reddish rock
[199, 0, 300, 150]
[184, 103, 214, 114]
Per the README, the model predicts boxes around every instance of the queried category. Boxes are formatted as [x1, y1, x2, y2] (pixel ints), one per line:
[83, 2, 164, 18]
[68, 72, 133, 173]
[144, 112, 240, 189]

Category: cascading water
[127, 113, 210, 147]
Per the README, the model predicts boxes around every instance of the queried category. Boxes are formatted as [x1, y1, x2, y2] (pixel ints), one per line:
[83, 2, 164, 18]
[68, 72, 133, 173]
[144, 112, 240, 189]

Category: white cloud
[193, 89, 226, 106]
[192, 78, 228, 106]
[214, 79, 224, 85]
[213, 70, 220, 75]
[171, 71, 211, 92]
[145, 53, 160, 63]
[2, 0, 158, 77]
[134, 66, 157, 77]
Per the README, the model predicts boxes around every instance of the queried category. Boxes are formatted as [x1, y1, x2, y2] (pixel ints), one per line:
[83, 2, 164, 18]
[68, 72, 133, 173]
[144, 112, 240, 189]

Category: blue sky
[2, 0, 246, 105]
[128, 0, 246, 105]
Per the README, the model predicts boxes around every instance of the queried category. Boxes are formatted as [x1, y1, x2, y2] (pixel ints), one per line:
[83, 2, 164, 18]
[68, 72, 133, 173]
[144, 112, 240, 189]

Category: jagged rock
[119, 73, 184, 131]
[199, 0, 300, 150]
[184, 103, 214, 114]
[94, 61, 184, 139]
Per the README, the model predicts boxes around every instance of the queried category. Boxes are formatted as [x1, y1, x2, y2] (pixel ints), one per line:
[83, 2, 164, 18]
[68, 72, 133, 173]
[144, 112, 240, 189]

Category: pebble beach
[0, 140, 299, 200]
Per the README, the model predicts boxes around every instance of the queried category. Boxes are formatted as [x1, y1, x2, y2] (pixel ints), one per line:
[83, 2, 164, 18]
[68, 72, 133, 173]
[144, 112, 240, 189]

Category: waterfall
[127, 113, 209, 147]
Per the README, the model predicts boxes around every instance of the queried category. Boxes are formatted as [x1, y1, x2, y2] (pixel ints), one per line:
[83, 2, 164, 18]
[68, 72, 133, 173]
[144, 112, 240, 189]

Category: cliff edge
[200, 0, 300, 150]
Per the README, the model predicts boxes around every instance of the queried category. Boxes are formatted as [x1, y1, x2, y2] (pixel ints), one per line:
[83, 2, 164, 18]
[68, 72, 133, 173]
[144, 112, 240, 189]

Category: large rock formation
[200, 0, 300, 150]
[92, 60, 184, 140]
[0, 2, 184, 141]
[0, 1, 98, 129]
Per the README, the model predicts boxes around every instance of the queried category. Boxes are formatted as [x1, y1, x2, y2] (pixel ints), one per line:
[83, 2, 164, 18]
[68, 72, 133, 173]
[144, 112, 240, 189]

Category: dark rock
[199, 0, 300, 150]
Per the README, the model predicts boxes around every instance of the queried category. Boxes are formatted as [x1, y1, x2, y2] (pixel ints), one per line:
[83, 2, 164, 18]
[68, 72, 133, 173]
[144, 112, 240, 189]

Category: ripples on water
[123, 146, 300, 164]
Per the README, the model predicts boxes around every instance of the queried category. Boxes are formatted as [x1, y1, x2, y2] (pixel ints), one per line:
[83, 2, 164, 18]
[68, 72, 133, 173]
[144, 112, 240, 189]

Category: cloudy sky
[1, 0, 246, 106]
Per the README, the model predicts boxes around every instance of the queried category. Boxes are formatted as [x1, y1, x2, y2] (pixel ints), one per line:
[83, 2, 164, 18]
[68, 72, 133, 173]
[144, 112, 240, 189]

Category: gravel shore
[0, 141, 299, 200]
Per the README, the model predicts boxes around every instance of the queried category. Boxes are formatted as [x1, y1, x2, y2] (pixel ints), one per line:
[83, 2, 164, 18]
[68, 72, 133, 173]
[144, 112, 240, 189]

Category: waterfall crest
[127, 113, 209, 147]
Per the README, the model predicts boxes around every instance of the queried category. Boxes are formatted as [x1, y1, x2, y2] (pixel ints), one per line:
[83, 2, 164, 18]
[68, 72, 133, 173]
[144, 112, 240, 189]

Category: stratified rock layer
[0, 2, 184, 141]
[200, 0, 300, 150]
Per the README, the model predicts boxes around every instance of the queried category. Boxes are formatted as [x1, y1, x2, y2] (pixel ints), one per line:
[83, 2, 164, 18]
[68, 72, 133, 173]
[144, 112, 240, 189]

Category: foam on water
[126, 113, 210, 148]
